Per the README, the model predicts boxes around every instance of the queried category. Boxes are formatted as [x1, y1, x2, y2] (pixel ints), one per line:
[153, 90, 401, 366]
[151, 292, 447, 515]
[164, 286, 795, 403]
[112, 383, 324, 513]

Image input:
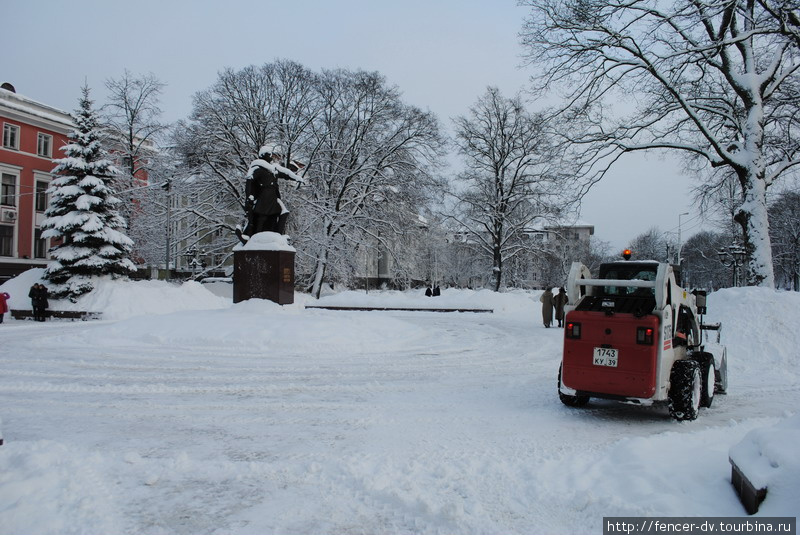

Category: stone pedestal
[233, 249, 295, 305]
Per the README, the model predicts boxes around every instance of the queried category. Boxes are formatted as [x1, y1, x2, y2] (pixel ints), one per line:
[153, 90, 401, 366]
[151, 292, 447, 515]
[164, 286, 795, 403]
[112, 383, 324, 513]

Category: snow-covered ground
[0, 272, 797, 534]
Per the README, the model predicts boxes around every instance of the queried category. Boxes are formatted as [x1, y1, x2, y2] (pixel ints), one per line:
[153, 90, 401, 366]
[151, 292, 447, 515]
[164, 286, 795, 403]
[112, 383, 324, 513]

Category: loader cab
[574, 261, 660, 316]
[597, 262, 659, 297]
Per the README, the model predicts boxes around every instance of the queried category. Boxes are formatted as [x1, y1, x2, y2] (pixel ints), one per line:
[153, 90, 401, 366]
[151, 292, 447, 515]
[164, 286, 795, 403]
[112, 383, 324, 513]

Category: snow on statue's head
[258, 144, 279, 161]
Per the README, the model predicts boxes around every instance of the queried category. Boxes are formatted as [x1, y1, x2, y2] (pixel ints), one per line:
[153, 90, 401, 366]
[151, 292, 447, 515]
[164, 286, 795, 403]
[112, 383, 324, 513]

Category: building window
[34, 228, 47, 259]
[2, 123, 19, 150]
[35, 180, 49, 212]
[0, 225, 12, 256]
[1, 173, 17, 207]
[37, 133, 52, 157]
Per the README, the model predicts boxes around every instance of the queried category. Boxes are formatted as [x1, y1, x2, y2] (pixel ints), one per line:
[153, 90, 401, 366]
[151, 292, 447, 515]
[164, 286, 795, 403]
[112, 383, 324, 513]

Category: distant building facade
[0, 83, 73, 282]
[439, 220, 596, 290]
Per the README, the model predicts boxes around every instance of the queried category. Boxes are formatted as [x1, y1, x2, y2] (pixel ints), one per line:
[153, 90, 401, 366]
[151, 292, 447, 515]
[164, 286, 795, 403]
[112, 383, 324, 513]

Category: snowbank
[705, 287, 800, 387]
[74, 298, 433, 355]
[0, 269, 229, 321]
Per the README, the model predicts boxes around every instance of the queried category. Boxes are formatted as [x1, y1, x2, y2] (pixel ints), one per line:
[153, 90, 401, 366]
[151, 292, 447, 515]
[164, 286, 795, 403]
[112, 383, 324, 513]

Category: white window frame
[33, 227, 48, 259]
[0, 223, 14, 257]
[37, 132, 52, 157]
[1, 171, 18, 207]
[35, 177, 50, 212]
[3, 123, 20, 150]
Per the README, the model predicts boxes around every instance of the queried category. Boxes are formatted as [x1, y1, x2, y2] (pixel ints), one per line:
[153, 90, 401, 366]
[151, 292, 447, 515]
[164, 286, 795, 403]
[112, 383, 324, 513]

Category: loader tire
[668, 359, 701, 421]
[558, 365, 590, 407]
[698, 354, 715, 408]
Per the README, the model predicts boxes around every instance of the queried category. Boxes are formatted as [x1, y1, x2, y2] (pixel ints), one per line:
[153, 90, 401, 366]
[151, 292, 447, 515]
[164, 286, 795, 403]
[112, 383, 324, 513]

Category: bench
[10, 309, 102, 321]
[730, 458, 767, 514]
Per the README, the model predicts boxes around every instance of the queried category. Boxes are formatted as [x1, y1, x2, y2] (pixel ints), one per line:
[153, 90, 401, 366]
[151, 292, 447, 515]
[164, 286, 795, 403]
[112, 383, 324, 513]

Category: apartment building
[0, 83, 73, 282]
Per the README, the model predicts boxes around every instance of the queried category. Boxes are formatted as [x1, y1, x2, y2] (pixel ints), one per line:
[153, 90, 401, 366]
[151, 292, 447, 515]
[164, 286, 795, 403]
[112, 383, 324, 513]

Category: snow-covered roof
[0, 86, 74, 132]
[542, 221, 595, 233]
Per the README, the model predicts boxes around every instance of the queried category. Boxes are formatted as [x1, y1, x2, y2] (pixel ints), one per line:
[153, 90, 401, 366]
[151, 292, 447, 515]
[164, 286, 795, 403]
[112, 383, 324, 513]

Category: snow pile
[0, 269, 229, 321]
[80, 298, 431, 354]
[729, 413, 800, 515]
[705, 287, 800, 386]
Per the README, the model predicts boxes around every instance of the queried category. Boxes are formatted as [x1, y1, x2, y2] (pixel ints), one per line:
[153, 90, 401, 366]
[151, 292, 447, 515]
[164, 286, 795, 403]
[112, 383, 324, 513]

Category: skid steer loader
[557, 251, 728, 421]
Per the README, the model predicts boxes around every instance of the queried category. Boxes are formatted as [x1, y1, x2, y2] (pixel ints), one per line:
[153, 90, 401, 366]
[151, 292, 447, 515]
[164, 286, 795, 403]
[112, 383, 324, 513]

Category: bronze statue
[236, 146, 304, 244]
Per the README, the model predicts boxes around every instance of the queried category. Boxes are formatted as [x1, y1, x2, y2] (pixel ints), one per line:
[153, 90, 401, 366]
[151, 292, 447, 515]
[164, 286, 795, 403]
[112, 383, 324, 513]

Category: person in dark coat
[237, 146, 304, 243]
[540, 287, 555, 328]
[553, 287, 569, 328]
[29, 283, 49, 322]
[0, 291, 9, 323]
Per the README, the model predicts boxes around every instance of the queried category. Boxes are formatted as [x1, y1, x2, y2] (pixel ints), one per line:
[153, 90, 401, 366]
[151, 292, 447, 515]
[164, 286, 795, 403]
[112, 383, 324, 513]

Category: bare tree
[521, 0, 800, 287]
[681, 230, 735, 289]
[296, 69, 445, 297]
[171, 61, 320, 275]
[450, 87, 570, 291]
[757, 0, 800, 46]
[173, 62, 444, 288]
[627, 227, 673, 262]
[769, 190, 800, 289]
[103, 71, 167, 195]
[103, 71, 169, 266]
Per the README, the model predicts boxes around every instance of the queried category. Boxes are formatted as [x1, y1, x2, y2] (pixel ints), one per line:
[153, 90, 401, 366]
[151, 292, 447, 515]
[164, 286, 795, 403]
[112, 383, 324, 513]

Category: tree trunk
[311, 251, 329, 299]
[492, 246, 502, 291]
[736, 171, 775, 288]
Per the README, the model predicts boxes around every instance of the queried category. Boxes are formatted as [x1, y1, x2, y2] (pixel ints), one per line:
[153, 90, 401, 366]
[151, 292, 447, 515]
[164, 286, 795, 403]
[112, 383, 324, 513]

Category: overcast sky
[5, 0, 702, 251]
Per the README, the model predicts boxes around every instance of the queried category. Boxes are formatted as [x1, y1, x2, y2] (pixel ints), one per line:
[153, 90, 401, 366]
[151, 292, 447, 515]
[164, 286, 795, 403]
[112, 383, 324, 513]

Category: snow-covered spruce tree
[42, 86, 136, 300]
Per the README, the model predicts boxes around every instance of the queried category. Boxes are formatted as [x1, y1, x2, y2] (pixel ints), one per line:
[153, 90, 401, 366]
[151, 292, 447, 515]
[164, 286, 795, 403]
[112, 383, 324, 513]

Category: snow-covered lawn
[0, 273, 797, 534]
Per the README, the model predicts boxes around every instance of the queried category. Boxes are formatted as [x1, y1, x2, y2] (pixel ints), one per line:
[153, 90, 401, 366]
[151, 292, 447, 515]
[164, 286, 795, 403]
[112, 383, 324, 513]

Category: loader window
[599, 265, 657, 297]
[674, 305, 694, 347]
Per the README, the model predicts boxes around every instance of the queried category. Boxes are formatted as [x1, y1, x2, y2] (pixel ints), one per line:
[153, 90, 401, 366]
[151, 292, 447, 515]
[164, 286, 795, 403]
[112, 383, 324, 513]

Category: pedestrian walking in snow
[554, 287, 569, 328]
[540, 287, 555, 328]
[0, 292, 9, 323]
[29, 283, 49, 322]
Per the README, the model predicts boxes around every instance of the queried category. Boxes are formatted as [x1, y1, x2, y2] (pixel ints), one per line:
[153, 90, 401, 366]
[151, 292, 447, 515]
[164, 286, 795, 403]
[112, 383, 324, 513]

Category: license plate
[593, 347, 619, 367]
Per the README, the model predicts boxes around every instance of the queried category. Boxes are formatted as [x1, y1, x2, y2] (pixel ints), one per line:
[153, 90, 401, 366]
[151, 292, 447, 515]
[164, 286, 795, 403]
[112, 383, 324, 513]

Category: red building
[0, 82, 73, 282]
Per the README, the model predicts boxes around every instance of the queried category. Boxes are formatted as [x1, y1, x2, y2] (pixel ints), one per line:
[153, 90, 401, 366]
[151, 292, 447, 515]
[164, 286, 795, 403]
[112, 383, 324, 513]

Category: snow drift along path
[0, 279, 797, 534]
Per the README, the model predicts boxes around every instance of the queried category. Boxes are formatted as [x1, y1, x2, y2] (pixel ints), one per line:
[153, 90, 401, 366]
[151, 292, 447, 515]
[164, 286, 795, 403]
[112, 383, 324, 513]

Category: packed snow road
[0, 286, 798, 534]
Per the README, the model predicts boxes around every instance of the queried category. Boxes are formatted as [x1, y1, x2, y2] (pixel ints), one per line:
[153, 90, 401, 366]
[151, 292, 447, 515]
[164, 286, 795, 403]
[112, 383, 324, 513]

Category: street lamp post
[163, 179, 172, 280]
[182, 247, 195, 278]
[677, 212, 690, 266]
[718, 245, 746, 287]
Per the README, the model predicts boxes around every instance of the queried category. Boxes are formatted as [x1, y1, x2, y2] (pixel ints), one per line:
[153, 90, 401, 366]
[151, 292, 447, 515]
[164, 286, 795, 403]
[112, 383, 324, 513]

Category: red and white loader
[558, 252, 727, 421]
